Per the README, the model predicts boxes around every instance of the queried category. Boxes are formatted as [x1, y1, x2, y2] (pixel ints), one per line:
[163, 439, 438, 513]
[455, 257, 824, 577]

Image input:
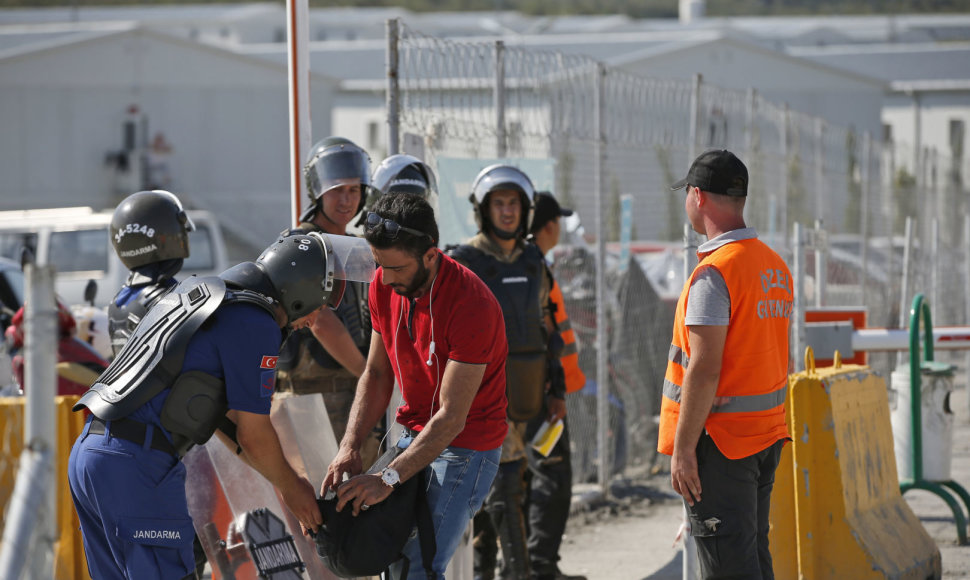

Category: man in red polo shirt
[324, 192, 508, 579]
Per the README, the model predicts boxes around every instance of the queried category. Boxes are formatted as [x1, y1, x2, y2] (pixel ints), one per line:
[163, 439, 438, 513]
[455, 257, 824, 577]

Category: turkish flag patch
[260, 356, 278, 369]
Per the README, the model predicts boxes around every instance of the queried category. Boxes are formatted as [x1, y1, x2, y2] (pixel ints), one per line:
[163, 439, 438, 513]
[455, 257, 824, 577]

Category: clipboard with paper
[529, 418, 564, 457]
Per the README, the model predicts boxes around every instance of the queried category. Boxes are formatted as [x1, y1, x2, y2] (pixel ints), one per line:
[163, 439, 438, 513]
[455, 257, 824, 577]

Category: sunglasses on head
[365, 212, 432, 241]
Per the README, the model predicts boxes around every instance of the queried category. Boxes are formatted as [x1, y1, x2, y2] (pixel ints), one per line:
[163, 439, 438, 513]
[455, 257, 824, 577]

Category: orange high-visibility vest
[549, 279, 586, 393]
[658, 238, 792, 460]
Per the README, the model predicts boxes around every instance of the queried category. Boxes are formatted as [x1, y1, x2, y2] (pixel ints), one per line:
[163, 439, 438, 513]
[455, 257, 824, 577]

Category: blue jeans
[393, 434, 500, 579]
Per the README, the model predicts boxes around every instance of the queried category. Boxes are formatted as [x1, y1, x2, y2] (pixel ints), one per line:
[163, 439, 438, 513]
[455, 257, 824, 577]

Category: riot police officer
[69, 230, 374, 580]
[107, 189, 193, 356]
[276, 136, 383, 469]
[449, 165, 551, 580]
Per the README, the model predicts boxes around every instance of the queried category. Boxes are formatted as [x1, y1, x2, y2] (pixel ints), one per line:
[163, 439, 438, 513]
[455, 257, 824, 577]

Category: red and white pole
[854, 326, 970, 352]
[286, 0, 311, 227]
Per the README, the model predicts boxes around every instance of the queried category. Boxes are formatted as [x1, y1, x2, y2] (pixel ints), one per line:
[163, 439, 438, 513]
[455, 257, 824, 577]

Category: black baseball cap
[531, 191, 573, 234]
[670, 150, 748, 197]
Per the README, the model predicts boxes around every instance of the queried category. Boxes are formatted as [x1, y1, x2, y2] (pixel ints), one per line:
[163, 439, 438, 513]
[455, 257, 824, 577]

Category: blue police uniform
[68, 302, 281, 580]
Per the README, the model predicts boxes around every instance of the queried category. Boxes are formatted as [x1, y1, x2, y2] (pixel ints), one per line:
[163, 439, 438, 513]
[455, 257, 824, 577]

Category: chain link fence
[388, 19, 970, 485]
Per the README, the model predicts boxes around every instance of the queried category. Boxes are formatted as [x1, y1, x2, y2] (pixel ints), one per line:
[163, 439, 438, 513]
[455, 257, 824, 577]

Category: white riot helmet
[372, 154, 438, 199]
[469, 164, 536, 238]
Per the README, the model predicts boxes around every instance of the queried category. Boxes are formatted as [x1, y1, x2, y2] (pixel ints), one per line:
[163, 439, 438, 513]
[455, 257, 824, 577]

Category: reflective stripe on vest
[663, 343, 787, 413]
[663, 377, 787, 413]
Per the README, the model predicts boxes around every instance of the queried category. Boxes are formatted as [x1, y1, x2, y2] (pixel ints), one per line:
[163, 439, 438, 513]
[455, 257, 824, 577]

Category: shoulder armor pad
[75, 276, 227, 418]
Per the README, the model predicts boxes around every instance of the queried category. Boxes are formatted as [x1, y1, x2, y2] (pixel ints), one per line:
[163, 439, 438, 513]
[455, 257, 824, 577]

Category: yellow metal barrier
[769, 350, 940, 579]
[767, 394, 798, 580]
[0, 396, 89, 580]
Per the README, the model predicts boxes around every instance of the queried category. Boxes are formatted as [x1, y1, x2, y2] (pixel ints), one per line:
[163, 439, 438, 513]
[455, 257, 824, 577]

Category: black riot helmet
[221, 231, 342, 323]
[302, 137, 377, 222]
[110, 190, 194, 270]
[469, 164, 536, 239]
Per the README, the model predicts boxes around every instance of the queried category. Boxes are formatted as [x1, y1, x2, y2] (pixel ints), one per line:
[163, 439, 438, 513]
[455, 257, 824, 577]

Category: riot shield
[184, 392, 340, 580]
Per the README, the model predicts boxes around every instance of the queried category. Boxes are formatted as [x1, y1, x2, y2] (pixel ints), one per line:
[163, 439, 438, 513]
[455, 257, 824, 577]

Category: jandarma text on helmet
[119, 244, 159, 258]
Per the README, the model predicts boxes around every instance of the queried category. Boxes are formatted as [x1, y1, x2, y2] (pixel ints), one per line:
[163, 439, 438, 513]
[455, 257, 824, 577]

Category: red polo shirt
[370, 251, 508, 450]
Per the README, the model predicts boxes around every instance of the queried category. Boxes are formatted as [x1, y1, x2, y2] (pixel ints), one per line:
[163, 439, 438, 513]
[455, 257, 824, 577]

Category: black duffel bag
[314, 449, 436, 579]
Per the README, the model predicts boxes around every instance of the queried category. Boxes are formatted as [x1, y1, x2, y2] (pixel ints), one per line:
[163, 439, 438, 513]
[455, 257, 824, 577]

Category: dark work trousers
[474, 458, 530, 580]
[523, 410, 573, 579]
[687, 432, 785, 580]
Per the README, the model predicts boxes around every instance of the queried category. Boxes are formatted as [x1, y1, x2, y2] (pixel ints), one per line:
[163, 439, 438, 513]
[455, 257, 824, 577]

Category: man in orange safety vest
[660, 150, 793, 580]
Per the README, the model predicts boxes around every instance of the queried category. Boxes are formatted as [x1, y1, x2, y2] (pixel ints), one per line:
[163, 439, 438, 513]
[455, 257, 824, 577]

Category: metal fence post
[17, 261, 57, 575]
[793, 222, 805, 371]
[913, 92, 922, 184]
[683, 74, 702, 254]
[494, 40, 506, 159]
[814, 219, 826, 307]
[898, 216, 916, 366]
[919, 146, 930, 245]
[683, 223, 698, 283]
[593, 62, 610, 494]
[386, 18, 400, 156]
[779, 104, 790, 251]
[964, 213, 970, 417]
[745, 87, 757, 157]
[688, 74, 701, 162]
[886, 140, 898, 316]
[931, 217, 940, 319]
[24, 263, 57, 468]
[861, 131, 871, 306]
[0, 447, 54, 579]
[814, 118, 825, 225]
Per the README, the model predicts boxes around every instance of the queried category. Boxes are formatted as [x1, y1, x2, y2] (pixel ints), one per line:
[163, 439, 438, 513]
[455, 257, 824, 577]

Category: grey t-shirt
[685, 266, 730, 326]
[684, 228, 758, 326]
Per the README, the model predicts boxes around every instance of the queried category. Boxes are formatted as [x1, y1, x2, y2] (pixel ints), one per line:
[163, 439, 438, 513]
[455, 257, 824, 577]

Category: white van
[0, 206, 229, 308]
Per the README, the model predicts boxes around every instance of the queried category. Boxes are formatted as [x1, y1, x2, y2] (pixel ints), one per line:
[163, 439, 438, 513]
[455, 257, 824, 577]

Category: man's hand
[334, 473, 394, 516]
[233, 410, 322, 536]
[323, 445, 363, 495]
[546, 395, 566, 423]
[278, 476, 323, 535]
[671, 447, 701, 506]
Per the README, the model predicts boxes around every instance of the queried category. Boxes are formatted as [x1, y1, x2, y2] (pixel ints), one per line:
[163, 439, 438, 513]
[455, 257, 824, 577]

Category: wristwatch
[380, 467, 401, 489]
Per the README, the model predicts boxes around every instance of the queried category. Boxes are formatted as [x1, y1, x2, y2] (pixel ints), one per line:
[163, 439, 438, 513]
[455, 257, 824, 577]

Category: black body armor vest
[448, 243, 547, 421]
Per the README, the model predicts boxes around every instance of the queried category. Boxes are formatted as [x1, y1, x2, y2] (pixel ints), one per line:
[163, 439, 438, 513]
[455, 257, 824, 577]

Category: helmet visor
[305, 148, 373, 200]
[325, 234, 376, 283]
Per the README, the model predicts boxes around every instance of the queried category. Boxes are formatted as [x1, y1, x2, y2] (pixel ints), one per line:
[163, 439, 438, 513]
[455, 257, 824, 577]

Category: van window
[0, 262, 24, 309]
[0, 232, 37, 263]
[50, 229, 109, 273]
[184, 225, 215, 271]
